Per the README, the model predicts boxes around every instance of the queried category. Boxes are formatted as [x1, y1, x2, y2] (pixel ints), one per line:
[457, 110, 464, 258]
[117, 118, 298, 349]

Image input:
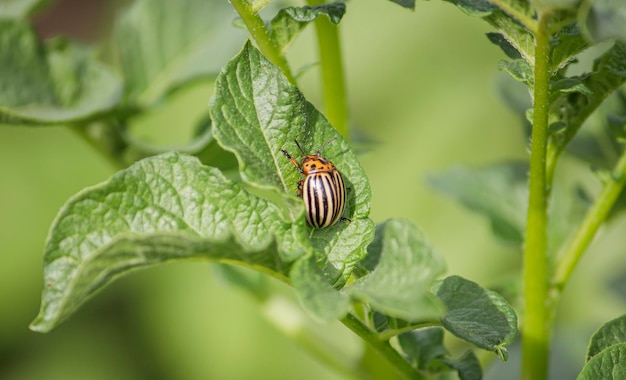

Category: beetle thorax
[301, 155, 336, 174]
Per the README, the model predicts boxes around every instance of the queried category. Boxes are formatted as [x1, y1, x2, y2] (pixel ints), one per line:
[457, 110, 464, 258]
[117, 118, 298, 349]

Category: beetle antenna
[316, 136, 337, 155]
[294, 140, 307, 156]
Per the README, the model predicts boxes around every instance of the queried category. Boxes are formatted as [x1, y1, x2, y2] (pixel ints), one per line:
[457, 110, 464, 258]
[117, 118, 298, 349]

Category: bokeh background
[2, 0, 626, 379]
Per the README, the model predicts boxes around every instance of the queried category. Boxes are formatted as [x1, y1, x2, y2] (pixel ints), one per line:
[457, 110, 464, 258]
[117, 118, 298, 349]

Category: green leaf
[347, 219, 446, 322]
[498, 59, 534, 87]
[386, 0, 415, 10]
[429, 162, 589, 252]
[586, 313, 626, 361]
[113, 0, 245, 107]
[442, 0, 498, 17]
[398, 328, 483, 379]
[485, 10, 535, 65]
[270, 3, 346, 55]
[210, 41, 373, 271]
[311, 218, 376, 287]
[429, 162, 528, 244]
[0, 0, 49, 19]
[0, 21, 122, 125]
[580, 0, 626, 43]
[433, 275, 518, 360]
[577, 343, 626, 380]
[213, 41, 375, 321]
[550, 22, 589, 72]
[398, 327, 448, 369]
[487, 32, 522, 59]
[290, 255, 350, 320]
[30, 152, 311, 333]
[441, 350, 483, 380]
[552, 41, 626, 153]
[552, 77, 593, 96]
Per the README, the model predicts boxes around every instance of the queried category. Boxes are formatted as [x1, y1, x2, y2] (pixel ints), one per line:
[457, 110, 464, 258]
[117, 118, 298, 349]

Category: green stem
[522, 12, 552, 380]
[230, 0, 296, 84]
[552, 150, 626, 290]
[341, 314, 424, 380]
[306, 0, 349, 139]
[378, 321, 441, 342]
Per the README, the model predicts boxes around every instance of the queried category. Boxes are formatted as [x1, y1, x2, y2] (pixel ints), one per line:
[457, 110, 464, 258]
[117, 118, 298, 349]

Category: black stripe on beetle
[281, 137, 347, 228]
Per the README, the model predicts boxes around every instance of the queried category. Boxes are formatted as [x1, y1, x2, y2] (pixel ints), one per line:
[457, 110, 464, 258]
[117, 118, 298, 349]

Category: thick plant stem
[553, 150, 626, 290]
[230, 0, 296, 84]
[522, 12, 552, 380]
[306, 0, 349, 139]
[341, 314, 424, 380]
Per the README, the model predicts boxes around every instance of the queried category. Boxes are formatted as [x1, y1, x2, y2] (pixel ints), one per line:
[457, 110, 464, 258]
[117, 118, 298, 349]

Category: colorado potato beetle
[281, 137, 347, 228]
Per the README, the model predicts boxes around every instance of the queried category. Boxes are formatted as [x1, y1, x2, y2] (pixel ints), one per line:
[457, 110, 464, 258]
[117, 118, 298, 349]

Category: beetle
[281, 137, 347, 228]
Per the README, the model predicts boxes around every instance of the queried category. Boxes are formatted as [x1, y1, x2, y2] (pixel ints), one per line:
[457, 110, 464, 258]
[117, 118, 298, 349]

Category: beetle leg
[297, 179, 304, 197]
[281, 149, 303, 174]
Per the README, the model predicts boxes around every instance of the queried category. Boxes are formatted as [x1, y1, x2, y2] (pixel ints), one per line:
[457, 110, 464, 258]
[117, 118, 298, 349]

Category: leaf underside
[0, 21, 122, 125]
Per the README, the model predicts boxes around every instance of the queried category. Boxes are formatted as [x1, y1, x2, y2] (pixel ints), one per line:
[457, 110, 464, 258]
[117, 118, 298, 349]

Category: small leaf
[441, 350, 483, 380]
[433, 275, 518, 359]
[552, 41, 626, 152]
[552, 77, 593, 95]
[429, 162, 528, 244]
[0, 21, 122, 125]
[586, 313, 626, 361]
[486, 32, 522, 59]
[398, 327, 448, 369]
[498, 59, 534, 87]
[347, 219, 446, 322]
[386, 0, 415, 10]
[270, 3, 346, 54]
[442, 0, 498, 17]
[30, 152, 310, 332]
[290, 255, 350, 320]
[580, 0, 626, 43]
[551, 22, 589, 72]
[577, 343, 626, 380]
[113, 0, 245, 107]
[485, 10, 535, 65]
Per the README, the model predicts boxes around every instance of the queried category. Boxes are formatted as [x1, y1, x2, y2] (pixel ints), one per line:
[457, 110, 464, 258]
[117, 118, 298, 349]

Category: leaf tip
[495, 346, 509, 361]
[28, 314, 53, 334]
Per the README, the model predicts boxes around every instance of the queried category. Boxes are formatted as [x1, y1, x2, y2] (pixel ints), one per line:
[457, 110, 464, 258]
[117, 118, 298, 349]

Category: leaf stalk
[552, 149, 626, 290]
[377, 321, 442, 342]
[230, 0, 296, 84]
[341, 313, 425, 380]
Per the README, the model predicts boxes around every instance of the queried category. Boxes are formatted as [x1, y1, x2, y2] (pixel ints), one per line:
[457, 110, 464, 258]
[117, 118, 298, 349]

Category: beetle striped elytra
[281, 137, 347, 228]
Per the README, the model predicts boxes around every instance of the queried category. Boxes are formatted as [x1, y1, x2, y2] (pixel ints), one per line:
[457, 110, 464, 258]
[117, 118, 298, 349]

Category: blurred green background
[2, 0, 626, 379]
